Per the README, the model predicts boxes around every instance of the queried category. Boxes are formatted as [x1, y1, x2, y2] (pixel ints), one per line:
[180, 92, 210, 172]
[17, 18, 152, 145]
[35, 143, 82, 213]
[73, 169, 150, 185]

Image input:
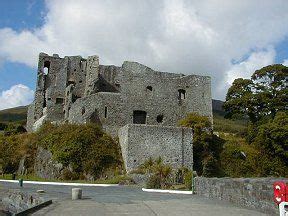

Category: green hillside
[0, 106, 27, 125]
[213, 111, 247, 135]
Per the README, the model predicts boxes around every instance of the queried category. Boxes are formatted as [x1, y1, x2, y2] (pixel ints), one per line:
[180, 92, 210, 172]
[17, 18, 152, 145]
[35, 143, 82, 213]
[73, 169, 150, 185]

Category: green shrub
[179, 113, 225, 177]
[0, 132, 37, 174]
[138, 157, 173, 189]
[0, 122, 123, 180]
[36, 123, 123, 179]
[146, 174, 161, 189]
[184, 170, 192, 190]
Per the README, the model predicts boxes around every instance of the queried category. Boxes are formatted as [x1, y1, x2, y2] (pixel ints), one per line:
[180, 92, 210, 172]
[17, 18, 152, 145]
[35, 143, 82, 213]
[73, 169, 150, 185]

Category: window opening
[56, 98, 64, 104]
[104, 107, 108, 118]
[146, 86, 153, 91]
[133, 110, 147, 124]
[178, 89, 186, 100]
[43, 61, 50, 75]
[156, 115, 164, 123]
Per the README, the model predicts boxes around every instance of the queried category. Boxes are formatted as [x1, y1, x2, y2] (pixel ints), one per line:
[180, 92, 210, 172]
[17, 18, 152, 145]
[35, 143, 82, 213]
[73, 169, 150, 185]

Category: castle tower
[85, 55, 100, 96]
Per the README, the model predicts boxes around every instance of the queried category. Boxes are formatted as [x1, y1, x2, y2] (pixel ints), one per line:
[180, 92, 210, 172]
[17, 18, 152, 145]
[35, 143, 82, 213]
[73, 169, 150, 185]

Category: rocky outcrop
[34, 147, 63, 179]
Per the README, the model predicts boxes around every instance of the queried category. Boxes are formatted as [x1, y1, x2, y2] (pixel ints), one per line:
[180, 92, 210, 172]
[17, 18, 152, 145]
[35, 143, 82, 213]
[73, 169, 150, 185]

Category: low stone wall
[1, 189, 45, 214]
[194, 177, 287, 215]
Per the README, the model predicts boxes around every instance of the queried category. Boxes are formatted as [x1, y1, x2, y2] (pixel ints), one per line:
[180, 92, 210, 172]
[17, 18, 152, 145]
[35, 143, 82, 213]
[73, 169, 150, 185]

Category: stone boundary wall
[1, 189, 46, 214]
[194, 177, 288, 214]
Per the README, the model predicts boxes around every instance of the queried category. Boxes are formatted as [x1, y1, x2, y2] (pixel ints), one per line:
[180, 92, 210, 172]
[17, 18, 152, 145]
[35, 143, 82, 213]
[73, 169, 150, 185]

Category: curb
[0, 179, 118, 187]
[142, 188, 193, 194]
[14, 199, 52, 216]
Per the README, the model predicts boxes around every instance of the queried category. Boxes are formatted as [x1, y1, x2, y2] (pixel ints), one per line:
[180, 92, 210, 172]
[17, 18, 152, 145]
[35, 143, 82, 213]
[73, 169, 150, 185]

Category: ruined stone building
[27, 53, 212, 172]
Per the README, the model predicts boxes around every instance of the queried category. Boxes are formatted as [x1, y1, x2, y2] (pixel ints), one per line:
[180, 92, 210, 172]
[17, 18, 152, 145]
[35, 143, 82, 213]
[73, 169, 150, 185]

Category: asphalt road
[0, 181, 269, 216]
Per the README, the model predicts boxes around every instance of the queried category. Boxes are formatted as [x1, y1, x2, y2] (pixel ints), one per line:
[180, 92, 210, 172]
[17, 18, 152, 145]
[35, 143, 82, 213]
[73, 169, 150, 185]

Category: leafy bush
[251, 112, 288, 177]
[137, 157, 173, 189]
[35, 123, 123, 179]
[146, 174, 161, 189]
[0, 132, 37, 174]
[179, 113, 225, 177]
[184, 169, 192, 190]
[220, 138, 259, 177]
[0, 123, 123, 180]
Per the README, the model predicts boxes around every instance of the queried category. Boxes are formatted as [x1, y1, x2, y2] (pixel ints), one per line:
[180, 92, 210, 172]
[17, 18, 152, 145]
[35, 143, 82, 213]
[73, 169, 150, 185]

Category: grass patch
[213, 111, 247, 135]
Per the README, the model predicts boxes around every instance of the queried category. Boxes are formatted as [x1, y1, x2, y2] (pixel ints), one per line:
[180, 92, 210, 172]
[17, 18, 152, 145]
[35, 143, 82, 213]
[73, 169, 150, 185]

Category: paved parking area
[0, 181, 268, 216]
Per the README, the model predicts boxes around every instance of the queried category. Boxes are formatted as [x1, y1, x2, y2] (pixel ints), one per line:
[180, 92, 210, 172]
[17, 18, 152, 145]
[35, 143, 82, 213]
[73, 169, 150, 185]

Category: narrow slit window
[104, 106, 108, 118]
[82, 107, 86, 115]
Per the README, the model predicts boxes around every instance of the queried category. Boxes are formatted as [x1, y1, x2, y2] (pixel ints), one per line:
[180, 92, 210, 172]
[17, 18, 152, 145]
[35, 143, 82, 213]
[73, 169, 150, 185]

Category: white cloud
[0, 84, 34, 110]
[226, 48, 276, 85]
[1, 0, 288, 99]
[282, 59, 288, 66]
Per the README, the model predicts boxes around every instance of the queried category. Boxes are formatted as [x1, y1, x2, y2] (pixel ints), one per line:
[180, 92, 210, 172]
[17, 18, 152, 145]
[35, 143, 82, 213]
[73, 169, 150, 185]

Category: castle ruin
[27, 53, 212, 172]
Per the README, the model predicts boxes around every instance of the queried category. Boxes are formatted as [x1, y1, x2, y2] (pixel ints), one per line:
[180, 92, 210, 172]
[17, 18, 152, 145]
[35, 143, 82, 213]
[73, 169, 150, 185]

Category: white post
[72, 188, 82, 200]
[279, 202, 288, 216]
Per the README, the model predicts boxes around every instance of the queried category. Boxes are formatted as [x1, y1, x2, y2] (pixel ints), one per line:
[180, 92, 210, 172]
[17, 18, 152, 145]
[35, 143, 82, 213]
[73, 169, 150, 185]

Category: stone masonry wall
[194, 177, 288, 215]
[67, 61, 212, 136]
[118, 124, 193, 173]
[27, 54, 212, 134]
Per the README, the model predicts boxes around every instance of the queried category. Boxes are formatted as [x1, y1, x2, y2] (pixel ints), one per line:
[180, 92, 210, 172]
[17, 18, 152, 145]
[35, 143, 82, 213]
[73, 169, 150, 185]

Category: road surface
[0, 181, 268, 216]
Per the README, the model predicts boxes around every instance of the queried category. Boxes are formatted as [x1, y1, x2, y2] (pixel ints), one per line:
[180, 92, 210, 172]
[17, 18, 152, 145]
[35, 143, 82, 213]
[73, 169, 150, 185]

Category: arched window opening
[43, 61, 50, 75]
[156, 115, 164, 123]
[178, 89, 186, 100]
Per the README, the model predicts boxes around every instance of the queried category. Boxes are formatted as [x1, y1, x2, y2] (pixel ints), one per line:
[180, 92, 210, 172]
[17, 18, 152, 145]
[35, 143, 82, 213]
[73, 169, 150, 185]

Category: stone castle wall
[118, 124, 193, 173]
[27, 53, 212, 135]
[66, 61, 212, 136]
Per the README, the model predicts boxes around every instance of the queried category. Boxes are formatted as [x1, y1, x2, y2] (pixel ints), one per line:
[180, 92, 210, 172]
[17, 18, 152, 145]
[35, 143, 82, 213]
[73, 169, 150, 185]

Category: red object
[273, 181, 288, 205]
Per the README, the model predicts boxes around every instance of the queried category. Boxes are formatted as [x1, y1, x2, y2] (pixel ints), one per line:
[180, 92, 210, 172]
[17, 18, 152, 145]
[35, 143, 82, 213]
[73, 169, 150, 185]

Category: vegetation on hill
[179, 113, 225, 177]
[213, 111, 247, 136]
[0, 123, 123, 181]
[221, 64, 288, 177]
[0, 106, 27, 125]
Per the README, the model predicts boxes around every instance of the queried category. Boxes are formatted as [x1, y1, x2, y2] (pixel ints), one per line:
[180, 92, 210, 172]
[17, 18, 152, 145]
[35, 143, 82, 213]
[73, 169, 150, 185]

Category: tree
[224, 64, 288, 122]
[252, 112, 288, 176]
[179, 113, 225, 177]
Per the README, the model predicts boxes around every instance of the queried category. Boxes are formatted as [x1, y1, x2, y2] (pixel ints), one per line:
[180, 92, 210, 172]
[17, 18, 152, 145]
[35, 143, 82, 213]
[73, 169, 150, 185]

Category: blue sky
[0, 0, 45, 92]
[0, 0, 288, 110]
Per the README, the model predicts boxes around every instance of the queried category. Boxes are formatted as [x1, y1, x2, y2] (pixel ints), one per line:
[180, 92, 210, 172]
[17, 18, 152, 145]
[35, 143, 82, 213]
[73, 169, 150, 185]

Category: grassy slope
[0, 106, 27, 125]
[213, 110, 247, 135]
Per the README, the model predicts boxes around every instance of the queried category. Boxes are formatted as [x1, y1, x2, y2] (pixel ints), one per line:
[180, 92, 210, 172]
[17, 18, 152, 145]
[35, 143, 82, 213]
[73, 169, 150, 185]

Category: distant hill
[212, 99, 224, 111]
[0, 106, 28, 125]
